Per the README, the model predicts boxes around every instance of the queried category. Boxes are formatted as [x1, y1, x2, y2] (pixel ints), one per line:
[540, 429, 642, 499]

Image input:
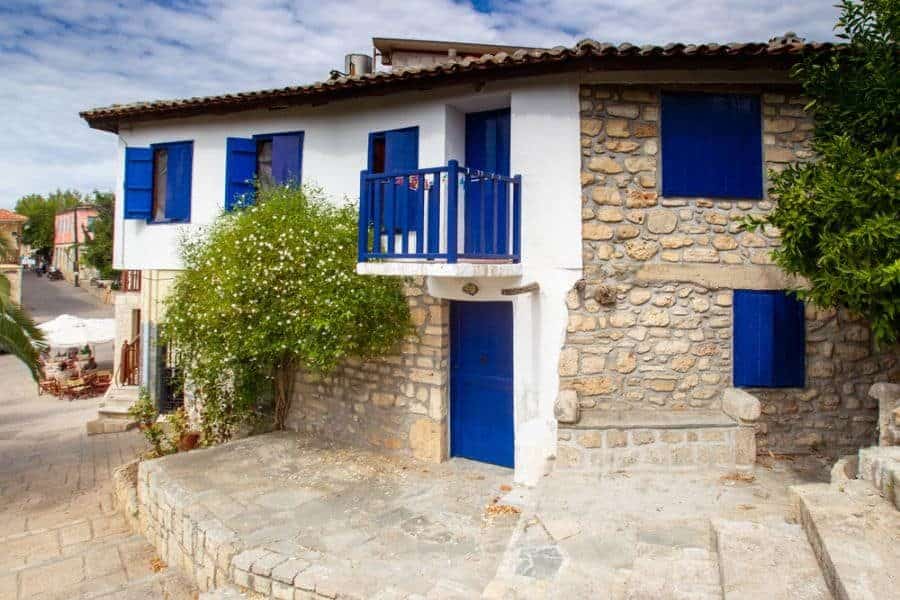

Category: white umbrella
[38, 314, 116, 348]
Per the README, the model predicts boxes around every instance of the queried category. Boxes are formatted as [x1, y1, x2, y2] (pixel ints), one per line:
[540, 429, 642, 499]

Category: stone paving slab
[138, 432, 521, 598]
[485, 458, 831, 599]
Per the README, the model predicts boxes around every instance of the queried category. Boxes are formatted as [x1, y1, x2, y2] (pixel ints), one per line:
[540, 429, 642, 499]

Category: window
[225, 132, 303, 210]
[661, 93, 763, 199]
[733, 290, 805, 388]
[123, 141, 193, 222]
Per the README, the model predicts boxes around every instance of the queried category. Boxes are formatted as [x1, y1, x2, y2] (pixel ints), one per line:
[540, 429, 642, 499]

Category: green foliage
[128, 388, 169, 457]
[14, 190, 81, 258]
[81, 191, 118, 279]
[750, 0, 900, 346]
[162, 184, 410, 442]
[0, 241, 46, 380]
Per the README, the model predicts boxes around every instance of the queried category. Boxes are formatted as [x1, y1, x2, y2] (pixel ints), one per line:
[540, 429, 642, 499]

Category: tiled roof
[81, 37, 836, 132]
[0, 209, 27, 223]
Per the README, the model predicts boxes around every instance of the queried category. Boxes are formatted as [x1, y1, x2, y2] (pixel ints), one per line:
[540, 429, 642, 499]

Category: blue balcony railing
[358, 160, 521, 264]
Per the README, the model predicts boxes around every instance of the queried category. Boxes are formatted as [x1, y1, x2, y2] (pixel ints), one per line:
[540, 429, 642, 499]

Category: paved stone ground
[139, 433, 522, 598]
[0, 276, 194, 599]
[485, 457, 833, 599]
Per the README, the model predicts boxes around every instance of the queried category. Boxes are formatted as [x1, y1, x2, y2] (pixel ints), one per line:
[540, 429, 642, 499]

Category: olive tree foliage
[162, 185, 410, 442]
[749, 0, 899, 345]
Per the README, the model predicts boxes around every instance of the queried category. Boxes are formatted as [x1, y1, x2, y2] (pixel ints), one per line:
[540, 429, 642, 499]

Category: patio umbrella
[38, 314, 115, 348]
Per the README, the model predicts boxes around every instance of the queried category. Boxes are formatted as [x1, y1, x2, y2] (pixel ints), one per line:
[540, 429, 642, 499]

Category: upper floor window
[733, 290, 805, 388]
[225, 132, 303, 210]
[123, 141, 193, 223]
[661, 93, 763, 199]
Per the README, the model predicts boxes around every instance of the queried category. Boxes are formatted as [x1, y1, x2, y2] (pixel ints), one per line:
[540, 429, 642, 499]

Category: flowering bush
[162, 184, 410, 440]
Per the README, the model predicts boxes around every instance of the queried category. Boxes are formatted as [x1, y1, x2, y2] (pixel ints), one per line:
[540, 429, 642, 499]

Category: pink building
[53, 206, 98, 283]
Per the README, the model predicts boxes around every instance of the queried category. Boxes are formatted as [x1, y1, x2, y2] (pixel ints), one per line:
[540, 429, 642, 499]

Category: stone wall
[285, 277, 449, 462]
[1, 265, 22, 304]
[564, 84, 898, 456]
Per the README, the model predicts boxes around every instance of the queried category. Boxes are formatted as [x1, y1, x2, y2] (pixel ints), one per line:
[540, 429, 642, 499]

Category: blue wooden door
[465, 109, 511, 255]
[450, 301, 514, 468]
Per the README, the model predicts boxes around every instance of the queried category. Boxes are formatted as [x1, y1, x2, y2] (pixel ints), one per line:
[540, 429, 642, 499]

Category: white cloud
[0, 0, 840, 208]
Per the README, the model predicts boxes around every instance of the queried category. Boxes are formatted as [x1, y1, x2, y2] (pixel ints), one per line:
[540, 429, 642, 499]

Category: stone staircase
[788, 417, 900, 599]
[85, 385, 140, 435]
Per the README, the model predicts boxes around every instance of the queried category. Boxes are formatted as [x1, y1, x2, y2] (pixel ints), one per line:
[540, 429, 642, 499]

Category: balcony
[357, 160, 522, 278]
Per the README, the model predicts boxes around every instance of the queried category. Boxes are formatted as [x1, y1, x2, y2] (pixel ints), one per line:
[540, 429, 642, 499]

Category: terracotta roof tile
[0, 209, 27, 222]
[81, 38, 837, 132]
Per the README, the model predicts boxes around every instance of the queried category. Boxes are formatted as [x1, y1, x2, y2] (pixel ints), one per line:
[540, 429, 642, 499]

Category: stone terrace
[137, 433, 521, 598]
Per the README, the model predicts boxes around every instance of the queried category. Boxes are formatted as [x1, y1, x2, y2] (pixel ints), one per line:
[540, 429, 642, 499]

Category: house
[81, 35, 897, 485]
[52, 205, 98, 285]
[0, 209, 28, 304]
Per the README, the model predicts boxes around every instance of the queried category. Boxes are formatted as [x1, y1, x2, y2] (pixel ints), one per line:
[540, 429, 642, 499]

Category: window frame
[660, 92, 764, 200]
[147, 140, 193, 225]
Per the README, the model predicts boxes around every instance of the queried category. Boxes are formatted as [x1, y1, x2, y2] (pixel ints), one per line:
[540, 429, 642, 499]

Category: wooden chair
[38, 378, 62, 397]
[88, 371, 112, 396]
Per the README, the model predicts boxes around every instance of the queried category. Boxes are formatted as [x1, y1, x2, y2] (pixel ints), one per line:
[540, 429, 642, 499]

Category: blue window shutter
[773, 292, 806, 387]
[163, 142, 192, 221]
[733, 290, 805, 387]
[271, 133, 303, 185]
[383, 127, 419, 227]
[123, 147, 153, 219]
[662, 93, 763, 199]
[225, 137, 257, 209]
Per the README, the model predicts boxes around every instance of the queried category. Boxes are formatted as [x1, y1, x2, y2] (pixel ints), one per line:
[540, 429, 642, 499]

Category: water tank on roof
[345, 54, 373, 76]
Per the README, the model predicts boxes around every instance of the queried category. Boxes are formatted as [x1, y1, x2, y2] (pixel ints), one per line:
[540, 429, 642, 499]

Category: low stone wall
[285, 277, 449, 462]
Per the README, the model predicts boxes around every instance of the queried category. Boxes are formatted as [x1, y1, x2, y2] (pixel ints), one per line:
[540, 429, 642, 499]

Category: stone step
[102, 385, 140, 405]
[86, 417, 137, 435]
[791, 481, 900, 600]
[858, 446, 900, 510]
[712, 518, 831, 599]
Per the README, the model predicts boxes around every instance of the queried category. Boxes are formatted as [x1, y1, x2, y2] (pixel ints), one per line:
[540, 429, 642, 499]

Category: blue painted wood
[358, 170, 369, 262]
[451, 301, 514, 468]
[225, 137, 257, 210]
[123, 147, 153, 219]
[465, 108, 510, 254]
[661, 93, 763, 199]
[446, 160, 459, 263]
[427, 174, 441, 255]
[271, 133, 303, 185]
[512, 175, 521, 261]
[733, 290, 805, 387]
[162, 141, 192, 222]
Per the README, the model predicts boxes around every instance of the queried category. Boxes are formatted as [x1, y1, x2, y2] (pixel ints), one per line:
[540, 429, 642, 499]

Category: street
[0, 276, 193, 599]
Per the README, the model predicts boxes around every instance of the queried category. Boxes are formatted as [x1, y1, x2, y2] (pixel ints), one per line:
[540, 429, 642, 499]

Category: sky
[0, 0, 842, 209]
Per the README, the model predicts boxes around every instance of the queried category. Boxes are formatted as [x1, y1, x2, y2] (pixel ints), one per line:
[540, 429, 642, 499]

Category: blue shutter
[164, 142, 192, 222]
[271, 133, 303, 185]
[383, 127, 419, 227]
[123, 147, 153, 219]
[734, 290, 805, 387]
[662, 93, 763, 199]
[225, 137, 257, 210]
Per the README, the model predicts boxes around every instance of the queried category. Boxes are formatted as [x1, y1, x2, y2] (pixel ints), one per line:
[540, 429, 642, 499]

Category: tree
[751, 0, 899, 345]
[0, 235, 46, 380]
[162, 184, 410, 441]
[81, 191, 117, 279]
[15, 190, 81, 259]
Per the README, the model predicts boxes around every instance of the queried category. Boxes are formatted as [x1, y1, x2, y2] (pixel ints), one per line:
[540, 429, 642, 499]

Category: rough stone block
[722, 388, 761, 423]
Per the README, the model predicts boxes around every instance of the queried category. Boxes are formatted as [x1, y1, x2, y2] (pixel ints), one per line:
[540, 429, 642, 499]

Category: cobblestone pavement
[0, 278, 194, 599]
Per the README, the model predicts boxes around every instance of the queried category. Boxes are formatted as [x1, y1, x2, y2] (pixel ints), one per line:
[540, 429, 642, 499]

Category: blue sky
[0, 0, 842, 209]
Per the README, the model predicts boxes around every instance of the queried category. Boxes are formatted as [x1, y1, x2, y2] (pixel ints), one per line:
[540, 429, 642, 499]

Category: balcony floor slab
[357, 261, 523, 278]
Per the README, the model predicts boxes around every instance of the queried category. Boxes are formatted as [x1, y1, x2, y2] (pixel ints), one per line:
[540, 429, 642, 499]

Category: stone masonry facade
[561, 84, 898, 457]
[286, 277, 449, 462]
